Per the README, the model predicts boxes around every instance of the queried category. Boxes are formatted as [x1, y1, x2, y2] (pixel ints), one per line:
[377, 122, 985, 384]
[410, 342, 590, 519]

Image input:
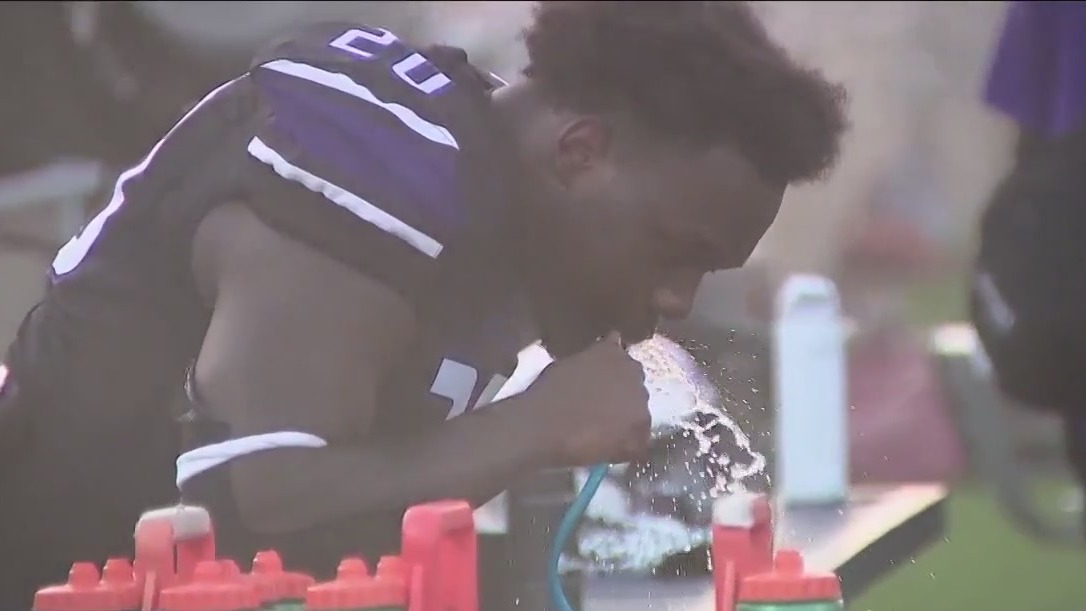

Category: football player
[0, 1, 846, 603]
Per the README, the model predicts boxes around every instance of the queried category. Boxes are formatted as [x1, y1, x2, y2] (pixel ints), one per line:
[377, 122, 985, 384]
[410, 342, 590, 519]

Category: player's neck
[491, 81, 598, 354]
[488, 80, 563, 165]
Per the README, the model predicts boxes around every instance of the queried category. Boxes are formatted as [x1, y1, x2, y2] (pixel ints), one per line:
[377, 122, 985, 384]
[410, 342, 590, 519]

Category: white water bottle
[773, 274, 848, 506]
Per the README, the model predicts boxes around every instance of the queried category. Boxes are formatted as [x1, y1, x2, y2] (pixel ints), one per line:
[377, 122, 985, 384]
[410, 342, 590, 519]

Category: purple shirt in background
[985, 1, 1086, 140]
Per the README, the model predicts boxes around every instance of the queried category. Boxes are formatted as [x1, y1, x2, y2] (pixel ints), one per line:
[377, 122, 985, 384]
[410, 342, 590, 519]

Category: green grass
[825, 266, 1086, 609]
[901, 267, 970, 328]
[853, 482, 1086, 611]
[862, 268, 1086, 610]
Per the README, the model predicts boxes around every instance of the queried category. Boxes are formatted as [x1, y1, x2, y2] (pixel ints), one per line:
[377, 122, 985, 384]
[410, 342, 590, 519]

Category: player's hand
[524, 333, 651, 466]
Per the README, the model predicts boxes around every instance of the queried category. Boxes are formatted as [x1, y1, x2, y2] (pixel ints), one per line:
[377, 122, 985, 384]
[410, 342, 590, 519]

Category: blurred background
[0, 2, 1082, 609]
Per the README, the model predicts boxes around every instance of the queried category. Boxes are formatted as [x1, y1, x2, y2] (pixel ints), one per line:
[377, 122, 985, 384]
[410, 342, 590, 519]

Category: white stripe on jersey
[52, 76, 244, 276]
[176, 431, 328, 488]
[259, 59, 460, 150]
[247, 136, 445, 258]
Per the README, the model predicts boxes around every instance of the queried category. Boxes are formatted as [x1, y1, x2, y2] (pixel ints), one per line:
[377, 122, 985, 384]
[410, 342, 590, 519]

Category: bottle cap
[33, 560, 141, 611]
[250, 550, 315, 602]
[374, 556, 410, 599]
[738, 549, 842, 603]
[712, 492, 771, 528]
[219, 560, 243, 580]
[336, 557, 370, 580]
[306, 576, 405, 610]
[160, 560, 261, 611]
[33, 563, 101, 611]
[375, 556, 408, 580]
[98, 558, 141, 611]
[307, 558, 405, 611]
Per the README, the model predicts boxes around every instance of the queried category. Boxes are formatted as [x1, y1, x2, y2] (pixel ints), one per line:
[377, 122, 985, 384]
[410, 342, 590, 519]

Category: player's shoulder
[231, 22, 518, 303]
[250, 21, 503, 118]
[252, 21, 426, 72]
[243, 20, 507, 202]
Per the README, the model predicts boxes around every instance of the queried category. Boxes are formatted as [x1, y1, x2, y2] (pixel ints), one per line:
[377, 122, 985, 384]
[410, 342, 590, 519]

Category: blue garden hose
[547, 463, 610, 611]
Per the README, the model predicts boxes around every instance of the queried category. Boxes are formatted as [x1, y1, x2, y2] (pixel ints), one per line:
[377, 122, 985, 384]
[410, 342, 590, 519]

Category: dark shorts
[0, 373, 180, 608]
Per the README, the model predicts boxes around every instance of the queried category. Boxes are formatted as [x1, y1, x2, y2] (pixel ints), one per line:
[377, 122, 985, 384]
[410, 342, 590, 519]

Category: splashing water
[630, 335, 766, 494]
[571, 333, 769, 574]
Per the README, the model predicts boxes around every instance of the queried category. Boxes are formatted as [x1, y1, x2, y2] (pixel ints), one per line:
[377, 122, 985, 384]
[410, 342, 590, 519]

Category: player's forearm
[229, 393, 555, 534]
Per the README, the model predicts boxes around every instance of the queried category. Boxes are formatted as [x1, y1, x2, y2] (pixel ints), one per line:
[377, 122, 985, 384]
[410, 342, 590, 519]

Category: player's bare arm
[0, 5, 848, 601]
[189, 202, 563, 533]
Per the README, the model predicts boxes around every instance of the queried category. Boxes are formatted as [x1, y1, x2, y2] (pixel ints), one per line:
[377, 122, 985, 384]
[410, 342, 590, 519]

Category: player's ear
[553, 116, 611, 187]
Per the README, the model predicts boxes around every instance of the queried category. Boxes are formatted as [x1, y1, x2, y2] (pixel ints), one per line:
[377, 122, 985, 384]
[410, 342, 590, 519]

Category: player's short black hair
[522, 1, 848, 185]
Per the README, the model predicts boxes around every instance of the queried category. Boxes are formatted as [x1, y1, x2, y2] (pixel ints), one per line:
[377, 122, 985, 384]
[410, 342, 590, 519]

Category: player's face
[549, 137, 785, 346]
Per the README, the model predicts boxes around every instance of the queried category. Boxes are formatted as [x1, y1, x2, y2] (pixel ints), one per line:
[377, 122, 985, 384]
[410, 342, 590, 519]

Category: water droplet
[579, 333, 768, 573]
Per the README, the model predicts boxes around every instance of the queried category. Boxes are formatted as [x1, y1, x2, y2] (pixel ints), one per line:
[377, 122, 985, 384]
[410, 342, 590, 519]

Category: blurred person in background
[970, 1, 1086, 520]
[0, 2, 433, 177]
[0, 1, 846, 605]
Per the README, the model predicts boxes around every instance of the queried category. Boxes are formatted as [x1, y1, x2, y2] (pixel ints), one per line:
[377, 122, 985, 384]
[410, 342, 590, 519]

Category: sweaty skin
[190, 203, 559, 533]
[190, 80, 785, 533]
[188, 55, 791, 536]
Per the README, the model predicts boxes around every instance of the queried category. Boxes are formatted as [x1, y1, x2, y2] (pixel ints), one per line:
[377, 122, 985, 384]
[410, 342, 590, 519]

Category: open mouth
[620, 316, 660, 346]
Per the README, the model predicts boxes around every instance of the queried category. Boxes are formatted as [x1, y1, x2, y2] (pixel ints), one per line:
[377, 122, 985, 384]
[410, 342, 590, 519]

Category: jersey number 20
[53, 26, 448, 276]
[329, 27, 453, 96]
